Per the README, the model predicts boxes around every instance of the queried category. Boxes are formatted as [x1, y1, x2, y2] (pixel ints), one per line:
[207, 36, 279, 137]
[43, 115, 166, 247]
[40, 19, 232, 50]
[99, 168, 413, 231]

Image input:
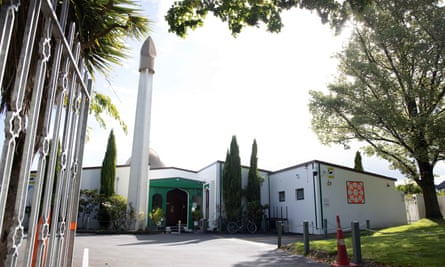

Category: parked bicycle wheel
[227, 221, 239, 234]
[246, 220, 257, 234]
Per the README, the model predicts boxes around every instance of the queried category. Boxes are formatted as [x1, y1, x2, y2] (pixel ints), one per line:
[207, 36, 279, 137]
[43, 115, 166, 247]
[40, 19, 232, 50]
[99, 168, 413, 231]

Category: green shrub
[149, 208, 164, 227]
[103, 194, 128, 231]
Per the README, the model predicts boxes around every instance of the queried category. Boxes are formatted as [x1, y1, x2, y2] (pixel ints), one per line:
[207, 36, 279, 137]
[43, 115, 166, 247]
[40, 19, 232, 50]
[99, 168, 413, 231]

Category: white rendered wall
[197, 162, 221, 230]
[80, 165, 140, 199]
[269, 162, 407, 234]
[150, 168, 199, 180]
[80, 167, 101, 191]
[269, 164, 317, 233]
[115, 166, 131, 198]
[317, 162, 407, 233]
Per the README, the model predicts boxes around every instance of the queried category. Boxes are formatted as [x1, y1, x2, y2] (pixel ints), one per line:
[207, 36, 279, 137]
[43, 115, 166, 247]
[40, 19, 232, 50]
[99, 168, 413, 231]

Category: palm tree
[1, 0, 149, 120]
[0, 0, 149, 262]
[71, 0, 149, 75]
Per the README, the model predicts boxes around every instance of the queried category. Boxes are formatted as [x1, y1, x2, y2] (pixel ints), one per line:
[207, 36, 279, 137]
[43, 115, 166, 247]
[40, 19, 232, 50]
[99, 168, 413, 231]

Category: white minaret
[128, 36, 156, 230]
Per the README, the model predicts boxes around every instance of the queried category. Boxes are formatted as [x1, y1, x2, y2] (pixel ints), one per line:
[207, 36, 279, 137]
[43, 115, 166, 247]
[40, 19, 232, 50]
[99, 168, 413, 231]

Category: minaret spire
[128, 36, 156, 230]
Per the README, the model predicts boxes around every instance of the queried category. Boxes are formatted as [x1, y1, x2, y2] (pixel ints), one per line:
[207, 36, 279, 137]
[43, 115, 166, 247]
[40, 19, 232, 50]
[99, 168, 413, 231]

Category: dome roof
[126, 148, 165, 168]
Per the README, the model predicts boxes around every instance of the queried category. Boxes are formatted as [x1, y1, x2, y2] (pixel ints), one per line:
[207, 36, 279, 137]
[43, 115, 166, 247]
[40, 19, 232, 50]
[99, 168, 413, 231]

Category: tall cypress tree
[246, 139, 262, 225]
[246, 139, 260, 203]
[354, 151, 364, 172]
[100, 130, 116, 197]
[98, 130, 117, 228]
[222, 135, 242, 221]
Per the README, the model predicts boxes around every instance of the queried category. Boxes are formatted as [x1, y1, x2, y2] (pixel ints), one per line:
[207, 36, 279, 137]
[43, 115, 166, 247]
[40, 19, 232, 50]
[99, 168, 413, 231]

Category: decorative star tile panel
[346, 181, 365, 204]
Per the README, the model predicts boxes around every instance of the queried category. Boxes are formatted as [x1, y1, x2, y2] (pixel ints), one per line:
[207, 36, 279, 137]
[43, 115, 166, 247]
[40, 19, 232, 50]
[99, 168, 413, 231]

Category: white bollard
[82, 248, 89, 267]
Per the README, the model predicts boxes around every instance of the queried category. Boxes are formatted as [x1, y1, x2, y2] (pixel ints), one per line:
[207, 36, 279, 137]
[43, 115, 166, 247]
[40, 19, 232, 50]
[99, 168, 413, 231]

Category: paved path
[73, 233, 329, 267]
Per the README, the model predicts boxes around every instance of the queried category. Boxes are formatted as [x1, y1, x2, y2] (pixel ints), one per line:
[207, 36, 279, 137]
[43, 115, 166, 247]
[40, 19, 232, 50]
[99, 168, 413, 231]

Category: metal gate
[0, 0, 91, 266]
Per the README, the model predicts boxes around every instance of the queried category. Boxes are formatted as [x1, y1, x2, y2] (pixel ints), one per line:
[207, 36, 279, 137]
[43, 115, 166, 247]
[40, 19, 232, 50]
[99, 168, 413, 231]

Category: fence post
[323, 218, 328, 238]
[277, 221, 282, 248]
[303, 221, 310, 255]
[351, 221, 362, 264]
[366, 219, 371, 235]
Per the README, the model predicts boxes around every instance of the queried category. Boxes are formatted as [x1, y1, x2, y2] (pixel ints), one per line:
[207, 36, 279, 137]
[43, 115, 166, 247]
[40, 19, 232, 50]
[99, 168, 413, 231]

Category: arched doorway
[149, 178, 205, 228]
[166, 188, 188, 226]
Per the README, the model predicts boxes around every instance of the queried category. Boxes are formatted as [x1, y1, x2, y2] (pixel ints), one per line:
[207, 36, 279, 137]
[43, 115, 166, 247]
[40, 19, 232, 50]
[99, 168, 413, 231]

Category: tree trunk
[0, 133, 25, 265]
[417, 161, 443, 219]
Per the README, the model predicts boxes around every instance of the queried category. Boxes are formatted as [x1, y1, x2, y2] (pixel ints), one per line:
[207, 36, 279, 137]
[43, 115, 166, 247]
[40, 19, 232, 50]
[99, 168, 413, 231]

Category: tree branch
[99, 0, 115, 17]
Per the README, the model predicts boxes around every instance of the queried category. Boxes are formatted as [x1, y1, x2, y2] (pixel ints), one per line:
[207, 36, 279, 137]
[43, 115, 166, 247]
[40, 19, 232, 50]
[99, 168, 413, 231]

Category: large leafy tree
[166, 0, 445, 220]
[396, 183, 423, 195]
[222, 135, 242, 222]
[0, 0, 149, 261]
[165, 0, 373, 37]
[309, 0, 444, 219]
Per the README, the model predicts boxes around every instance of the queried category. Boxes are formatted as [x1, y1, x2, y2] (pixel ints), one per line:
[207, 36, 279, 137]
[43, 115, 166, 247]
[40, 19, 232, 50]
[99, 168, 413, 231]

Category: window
[296, 188, 304, 200]
[279, 191, 285, 202]
[152, 194, 162, 210]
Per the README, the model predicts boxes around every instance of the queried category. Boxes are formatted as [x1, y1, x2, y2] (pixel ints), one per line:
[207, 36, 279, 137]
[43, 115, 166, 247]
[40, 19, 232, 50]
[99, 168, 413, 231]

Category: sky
[83, 0, 418, 181]
[1, 0, 438, 183]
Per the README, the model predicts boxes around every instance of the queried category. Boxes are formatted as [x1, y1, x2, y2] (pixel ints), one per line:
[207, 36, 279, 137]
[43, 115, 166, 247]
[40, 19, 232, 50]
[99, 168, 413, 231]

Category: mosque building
[79, 150, 407, 233]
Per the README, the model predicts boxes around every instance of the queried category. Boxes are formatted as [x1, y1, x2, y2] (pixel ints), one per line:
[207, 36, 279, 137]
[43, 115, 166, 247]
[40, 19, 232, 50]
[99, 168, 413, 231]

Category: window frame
[296, 188, 304, 200]
[279, 191, 286, 202]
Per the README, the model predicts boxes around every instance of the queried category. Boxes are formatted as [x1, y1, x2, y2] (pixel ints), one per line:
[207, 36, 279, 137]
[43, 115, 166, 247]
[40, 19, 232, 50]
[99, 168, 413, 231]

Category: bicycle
[227, 218, 257, 234]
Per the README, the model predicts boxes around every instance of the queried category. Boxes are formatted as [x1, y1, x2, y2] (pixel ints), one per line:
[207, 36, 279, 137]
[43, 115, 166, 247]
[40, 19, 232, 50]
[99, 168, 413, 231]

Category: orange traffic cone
[331, 215, 358, 267]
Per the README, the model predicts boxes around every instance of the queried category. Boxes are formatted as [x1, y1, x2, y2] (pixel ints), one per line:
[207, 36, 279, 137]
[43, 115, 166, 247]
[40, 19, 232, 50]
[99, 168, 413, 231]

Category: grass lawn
[288, 219, 445, 267]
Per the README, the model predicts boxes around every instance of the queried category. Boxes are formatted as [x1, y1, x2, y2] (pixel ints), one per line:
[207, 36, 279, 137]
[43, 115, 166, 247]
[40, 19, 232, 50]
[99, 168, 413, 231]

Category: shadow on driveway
[234, 249, 329, 267]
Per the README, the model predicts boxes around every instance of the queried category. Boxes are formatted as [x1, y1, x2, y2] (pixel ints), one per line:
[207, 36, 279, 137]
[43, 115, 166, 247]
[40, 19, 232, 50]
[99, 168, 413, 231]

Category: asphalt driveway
[73, 233, 329, 267]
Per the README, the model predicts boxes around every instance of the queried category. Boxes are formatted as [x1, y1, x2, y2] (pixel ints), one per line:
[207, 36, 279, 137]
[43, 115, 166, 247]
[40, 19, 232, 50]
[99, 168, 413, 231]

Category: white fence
[405, 195, 445, 223]
[0, 1, 91, 266]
